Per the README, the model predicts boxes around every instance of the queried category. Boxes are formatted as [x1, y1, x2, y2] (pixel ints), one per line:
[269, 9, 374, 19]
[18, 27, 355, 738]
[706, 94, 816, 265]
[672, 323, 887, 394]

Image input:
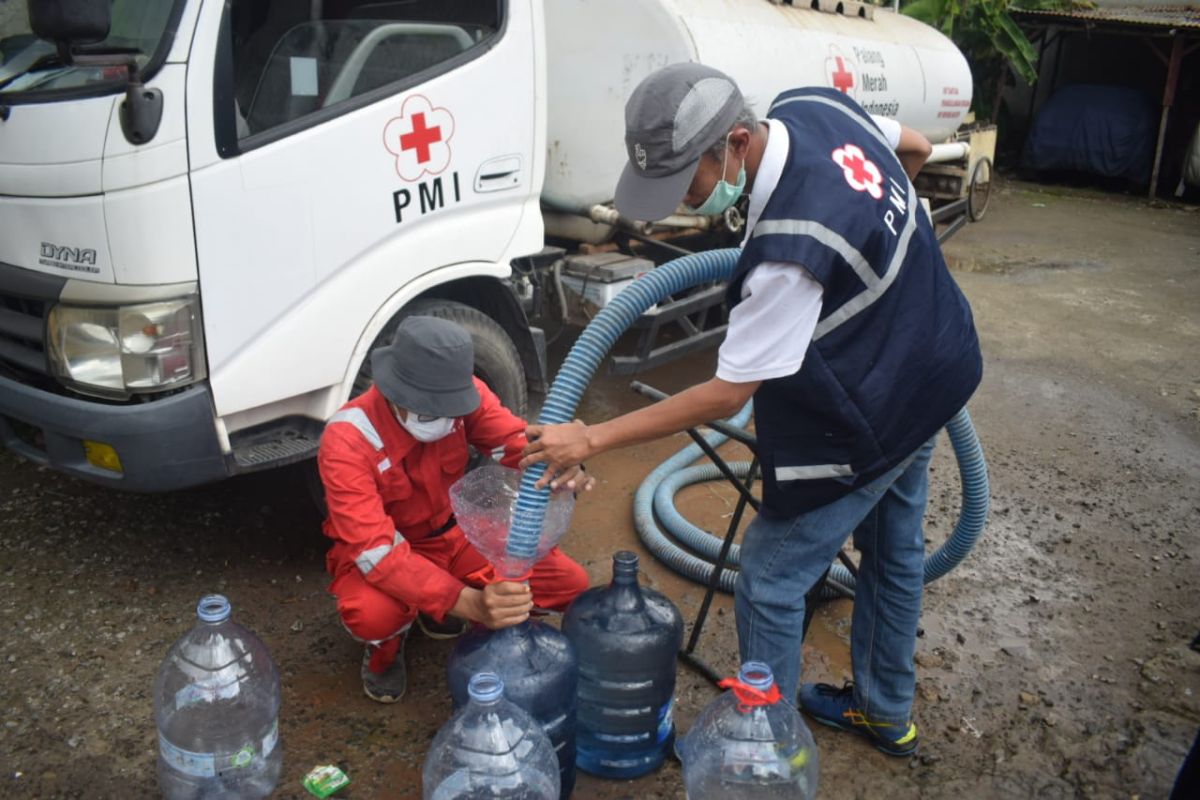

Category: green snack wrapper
[303, 764, 350, 798]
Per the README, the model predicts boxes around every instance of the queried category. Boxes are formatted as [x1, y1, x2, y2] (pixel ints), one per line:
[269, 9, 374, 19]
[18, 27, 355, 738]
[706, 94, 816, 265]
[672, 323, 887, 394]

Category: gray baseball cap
[371, 316, 481, 417]
[615, 63, 745, 221]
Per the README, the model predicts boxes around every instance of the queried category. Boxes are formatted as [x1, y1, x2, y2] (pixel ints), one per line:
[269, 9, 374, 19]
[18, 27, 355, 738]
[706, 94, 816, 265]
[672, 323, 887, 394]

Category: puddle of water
[805, 599, 854, 681]
[948, 256, 1107, 275]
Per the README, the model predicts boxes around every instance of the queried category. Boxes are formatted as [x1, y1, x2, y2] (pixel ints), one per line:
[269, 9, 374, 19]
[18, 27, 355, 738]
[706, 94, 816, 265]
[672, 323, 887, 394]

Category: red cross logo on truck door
[824, 46, 858, 100]
[832, 143, 883, 200]
[384, 94, 456, 181]
[400, 112, 441, 164]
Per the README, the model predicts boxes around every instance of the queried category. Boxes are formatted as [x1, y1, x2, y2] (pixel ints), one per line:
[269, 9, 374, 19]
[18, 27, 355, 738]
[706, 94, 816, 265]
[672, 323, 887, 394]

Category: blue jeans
[735, 439, 936, 725]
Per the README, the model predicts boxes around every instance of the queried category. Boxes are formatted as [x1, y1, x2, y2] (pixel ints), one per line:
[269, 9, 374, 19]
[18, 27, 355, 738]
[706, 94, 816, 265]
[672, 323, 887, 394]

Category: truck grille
[0, 293, 49, 378]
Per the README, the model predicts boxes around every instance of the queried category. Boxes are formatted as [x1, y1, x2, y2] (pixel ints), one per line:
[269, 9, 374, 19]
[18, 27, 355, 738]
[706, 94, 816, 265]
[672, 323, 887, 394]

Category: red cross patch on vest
[831, 143, 883, 200]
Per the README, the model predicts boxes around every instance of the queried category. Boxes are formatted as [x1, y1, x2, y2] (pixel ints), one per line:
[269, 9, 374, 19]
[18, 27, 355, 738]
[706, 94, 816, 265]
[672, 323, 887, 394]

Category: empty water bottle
[563, 550, 682, 778]
[447, 621, 578, 798]
[680, 661, 818, 800]
[424, 672, 561, 800]
[153, 595, 282, 799]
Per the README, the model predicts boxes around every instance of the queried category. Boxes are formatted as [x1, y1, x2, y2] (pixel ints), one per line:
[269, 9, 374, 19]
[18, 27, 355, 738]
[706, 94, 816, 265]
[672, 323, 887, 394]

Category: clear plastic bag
[450, 464, 575, 579]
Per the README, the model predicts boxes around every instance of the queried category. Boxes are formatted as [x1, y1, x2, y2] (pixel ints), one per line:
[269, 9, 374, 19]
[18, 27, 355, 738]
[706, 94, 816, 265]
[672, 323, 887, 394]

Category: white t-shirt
[715, 115, 902, 383]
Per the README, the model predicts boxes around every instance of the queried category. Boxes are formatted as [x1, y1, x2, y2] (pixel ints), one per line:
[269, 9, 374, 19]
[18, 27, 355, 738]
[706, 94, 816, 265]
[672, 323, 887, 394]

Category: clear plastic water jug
[424, 672, 561, 800]
[680, 661, 819, 799]
[563, 550, 682, 778]
[153, 594, 282, 799]
[447, 622, 578, 798]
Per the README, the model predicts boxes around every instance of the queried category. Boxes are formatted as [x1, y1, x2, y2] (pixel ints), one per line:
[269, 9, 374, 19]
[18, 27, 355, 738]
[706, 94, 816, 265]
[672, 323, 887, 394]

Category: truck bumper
[0, 378, 231, 491]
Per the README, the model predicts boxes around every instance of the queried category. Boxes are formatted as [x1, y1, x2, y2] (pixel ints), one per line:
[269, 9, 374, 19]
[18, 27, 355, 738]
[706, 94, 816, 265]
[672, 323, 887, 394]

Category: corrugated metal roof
[1013, 5, 1200, 31]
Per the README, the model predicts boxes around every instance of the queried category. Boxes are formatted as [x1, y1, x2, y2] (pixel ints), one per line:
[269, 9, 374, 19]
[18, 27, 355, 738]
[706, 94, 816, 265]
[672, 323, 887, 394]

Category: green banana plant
[902, 0, 1092, 116]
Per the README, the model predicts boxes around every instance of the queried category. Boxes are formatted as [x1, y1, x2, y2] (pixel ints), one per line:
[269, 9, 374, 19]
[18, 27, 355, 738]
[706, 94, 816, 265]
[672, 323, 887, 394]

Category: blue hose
[510, 247, 989, 596]
[508, 249, 743, 560]
[638, 407, 989, 594]
[633, 408, 753, 594]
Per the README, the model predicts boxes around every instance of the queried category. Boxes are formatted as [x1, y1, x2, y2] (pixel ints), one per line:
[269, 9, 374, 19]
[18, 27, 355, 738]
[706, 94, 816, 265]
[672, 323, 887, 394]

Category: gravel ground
[0, 179, 1197, 799]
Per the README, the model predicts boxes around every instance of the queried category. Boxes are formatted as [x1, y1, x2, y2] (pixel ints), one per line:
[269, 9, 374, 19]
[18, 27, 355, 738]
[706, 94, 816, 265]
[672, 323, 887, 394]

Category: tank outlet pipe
[586, 204, 713, 232]
[926, 141, 971, 165]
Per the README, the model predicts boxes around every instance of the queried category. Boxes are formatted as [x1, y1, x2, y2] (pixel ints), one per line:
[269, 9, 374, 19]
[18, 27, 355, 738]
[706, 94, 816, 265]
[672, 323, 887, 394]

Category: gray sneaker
[361, 638, 407, 703]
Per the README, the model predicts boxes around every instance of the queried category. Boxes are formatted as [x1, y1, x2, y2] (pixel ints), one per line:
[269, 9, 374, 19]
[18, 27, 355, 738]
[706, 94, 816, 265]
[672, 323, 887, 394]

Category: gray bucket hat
[370, 316, 480, 417]
[615, 63, 745, 221]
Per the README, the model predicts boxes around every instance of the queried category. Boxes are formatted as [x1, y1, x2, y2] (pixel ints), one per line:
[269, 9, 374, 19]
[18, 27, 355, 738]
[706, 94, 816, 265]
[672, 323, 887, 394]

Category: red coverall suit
[319, 378, 588, 671]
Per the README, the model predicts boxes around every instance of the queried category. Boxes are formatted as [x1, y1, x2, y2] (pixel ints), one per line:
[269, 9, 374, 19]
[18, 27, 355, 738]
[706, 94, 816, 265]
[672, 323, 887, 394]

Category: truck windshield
[0, 0, 180, 98]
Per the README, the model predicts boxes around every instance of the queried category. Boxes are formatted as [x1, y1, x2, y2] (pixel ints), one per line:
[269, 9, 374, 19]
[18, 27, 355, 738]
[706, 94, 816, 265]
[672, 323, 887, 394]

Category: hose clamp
[723, 205, 744, 234]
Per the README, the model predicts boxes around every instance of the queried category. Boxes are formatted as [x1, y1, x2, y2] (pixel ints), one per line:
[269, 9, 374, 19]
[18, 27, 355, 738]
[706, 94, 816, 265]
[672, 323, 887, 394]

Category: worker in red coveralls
[319, 316, 592, 703]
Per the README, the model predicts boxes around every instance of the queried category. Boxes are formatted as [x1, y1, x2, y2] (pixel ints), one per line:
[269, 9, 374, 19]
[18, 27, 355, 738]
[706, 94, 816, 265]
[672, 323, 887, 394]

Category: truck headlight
[47, 298, 206, 398]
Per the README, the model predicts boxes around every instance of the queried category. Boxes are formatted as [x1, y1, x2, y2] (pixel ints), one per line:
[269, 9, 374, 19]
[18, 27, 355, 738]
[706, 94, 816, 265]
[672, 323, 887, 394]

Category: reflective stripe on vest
[355, 530, 406, 575]
[775, 464, 854, 482]
[329, 407, 384, 451]
[761, 94, 920, 341]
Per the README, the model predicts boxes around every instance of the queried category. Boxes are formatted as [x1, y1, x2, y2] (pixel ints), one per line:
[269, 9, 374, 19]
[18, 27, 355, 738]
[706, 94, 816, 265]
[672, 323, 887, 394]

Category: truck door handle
[475, 155, 523, 193]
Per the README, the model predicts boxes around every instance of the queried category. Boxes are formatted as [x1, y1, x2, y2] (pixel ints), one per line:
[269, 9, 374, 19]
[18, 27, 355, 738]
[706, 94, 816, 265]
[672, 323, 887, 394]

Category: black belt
[428, 514, 457, 538]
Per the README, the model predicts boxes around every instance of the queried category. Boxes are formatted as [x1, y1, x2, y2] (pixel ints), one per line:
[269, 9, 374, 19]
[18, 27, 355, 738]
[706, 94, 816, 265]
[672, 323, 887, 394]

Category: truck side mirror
[26, 0, 162, 146]
[28, 0, 112, 55]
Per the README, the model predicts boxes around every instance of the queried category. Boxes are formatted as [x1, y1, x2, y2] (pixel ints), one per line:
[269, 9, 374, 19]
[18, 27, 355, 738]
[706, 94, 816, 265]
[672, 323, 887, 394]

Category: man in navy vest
[522, 63, 982, 757]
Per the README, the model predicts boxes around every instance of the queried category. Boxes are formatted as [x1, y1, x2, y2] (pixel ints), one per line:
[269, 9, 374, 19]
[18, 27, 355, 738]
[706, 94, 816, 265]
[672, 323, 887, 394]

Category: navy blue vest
[728, 87, 982, 517]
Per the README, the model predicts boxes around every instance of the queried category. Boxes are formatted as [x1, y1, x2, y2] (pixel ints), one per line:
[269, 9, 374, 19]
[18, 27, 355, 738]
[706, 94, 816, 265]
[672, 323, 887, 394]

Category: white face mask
[394, 407, 456, 442]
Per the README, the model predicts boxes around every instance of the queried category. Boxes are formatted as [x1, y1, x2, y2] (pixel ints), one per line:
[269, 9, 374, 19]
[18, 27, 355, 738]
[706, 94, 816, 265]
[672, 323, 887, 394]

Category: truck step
[231, 426, 321, 471]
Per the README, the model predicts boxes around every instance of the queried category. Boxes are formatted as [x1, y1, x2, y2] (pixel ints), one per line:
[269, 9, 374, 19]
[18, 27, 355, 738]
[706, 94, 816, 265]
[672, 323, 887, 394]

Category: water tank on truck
[541, 0, 974, 216]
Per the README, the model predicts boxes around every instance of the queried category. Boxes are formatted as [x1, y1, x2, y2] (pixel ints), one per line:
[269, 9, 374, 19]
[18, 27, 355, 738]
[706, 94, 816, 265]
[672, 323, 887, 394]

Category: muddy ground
[0, 179, 1197, 799]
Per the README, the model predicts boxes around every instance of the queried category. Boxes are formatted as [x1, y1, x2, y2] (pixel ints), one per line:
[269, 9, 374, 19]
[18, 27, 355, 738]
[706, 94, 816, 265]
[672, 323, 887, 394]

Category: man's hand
[521, 378, 758, 490]
[522, 419, 592, 490]
[451, 581, 533, 629]
[551, 463, 596, 494]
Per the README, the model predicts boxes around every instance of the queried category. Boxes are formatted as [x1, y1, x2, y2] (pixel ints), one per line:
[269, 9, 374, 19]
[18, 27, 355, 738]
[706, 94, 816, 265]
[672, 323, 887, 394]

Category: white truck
[0, 0, 990, 491]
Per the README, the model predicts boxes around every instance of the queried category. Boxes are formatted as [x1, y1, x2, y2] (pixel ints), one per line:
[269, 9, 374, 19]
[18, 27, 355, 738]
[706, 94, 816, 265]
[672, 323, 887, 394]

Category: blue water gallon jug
[679, 661, 819, 799]
[423, 672, 560, 799]
[153, 595, 282, 799]
[563, 550, 683, 778]
[447, 620, 578, 798]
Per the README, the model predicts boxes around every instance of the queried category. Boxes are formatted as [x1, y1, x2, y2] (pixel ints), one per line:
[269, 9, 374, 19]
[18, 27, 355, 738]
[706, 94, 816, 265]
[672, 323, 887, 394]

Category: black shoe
[361, 638, 407, 703]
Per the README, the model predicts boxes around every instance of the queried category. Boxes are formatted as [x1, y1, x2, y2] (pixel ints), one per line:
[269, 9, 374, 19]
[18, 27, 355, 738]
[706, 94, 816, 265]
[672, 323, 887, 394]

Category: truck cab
[0, 0, 549, 490]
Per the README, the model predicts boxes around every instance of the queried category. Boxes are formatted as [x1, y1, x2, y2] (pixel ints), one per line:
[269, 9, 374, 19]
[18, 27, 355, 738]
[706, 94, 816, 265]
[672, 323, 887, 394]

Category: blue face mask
[686, 135, 746, 215]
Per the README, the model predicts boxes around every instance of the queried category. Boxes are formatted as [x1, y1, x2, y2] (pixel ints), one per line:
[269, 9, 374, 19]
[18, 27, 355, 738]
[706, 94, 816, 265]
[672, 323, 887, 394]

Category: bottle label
[158, 717, 278, 778]
[656, 697, 675, 744]
[158, 733, 216, 778]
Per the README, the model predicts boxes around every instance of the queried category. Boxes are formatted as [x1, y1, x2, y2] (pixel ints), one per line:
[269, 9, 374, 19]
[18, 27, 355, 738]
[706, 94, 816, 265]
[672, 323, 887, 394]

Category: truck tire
[307, 298, 529, 513]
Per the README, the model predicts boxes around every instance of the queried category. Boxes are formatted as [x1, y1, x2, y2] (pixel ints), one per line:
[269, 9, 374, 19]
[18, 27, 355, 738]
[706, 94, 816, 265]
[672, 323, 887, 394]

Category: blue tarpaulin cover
[1023, 84, 1158, 184]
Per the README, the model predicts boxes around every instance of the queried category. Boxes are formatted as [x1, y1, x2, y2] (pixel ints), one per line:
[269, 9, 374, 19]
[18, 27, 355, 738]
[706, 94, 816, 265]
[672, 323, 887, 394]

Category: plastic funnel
[450, 464, 575, 579]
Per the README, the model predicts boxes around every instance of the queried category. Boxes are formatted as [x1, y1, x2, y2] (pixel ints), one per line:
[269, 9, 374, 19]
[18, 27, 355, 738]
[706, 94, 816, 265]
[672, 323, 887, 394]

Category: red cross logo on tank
[824, 45, 858, 100]
[383, 95, 462, 224]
